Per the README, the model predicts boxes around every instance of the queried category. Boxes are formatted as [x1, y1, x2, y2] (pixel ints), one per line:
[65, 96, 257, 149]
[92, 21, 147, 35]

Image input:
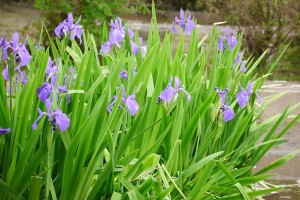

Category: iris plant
[172, 9, 195, 35]
[55, 13, 83, 44]
[218, 28, 238, 51]
[215, 87, 235, 121]
[234, 52, 247, 73]
[107, 87, 139, 116]
[158, 76, 191, 104]
[236, 81, 253, 108]
[100, 17, 144, 56]
[0, 127, 11, 134]
[0, 32, 31, 85]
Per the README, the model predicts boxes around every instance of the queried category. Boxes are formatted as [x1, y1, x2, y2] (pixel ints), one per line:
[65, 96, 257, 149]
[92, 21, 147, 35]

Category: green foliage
[0, 3, 299, 199]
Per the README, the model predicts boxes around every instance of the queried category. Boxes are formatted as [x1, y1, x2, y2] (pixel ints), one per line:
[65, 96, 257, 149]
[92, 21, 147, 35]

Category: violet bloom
[159, 76, 191, 103]
[139, 37, 147, 58]
[52, 109, 70, 132]
[120, 69, 128, 79]
[218, 36, 225, 51]
[107, 87, 139, 116]
[172, 9, 195, 35]
[214, 87, 229, 104]
[0, 35, 7, 48]
[0, 127, 11, 134]
[221, 103, 235, 122]
[32, 107, 70, 132]
[240, 61, 247, 73]
[36, 83, 52, 102]
[122, 87, 139, 116]
[55, 13, 83, 44]
[225, 28, 238, 50]
[2, 63, 9, 81]
[2, 33, 31, 68]
[109, 18, 126, 46]
[131, 41, 140, 55]
[16, 69, 27, 86]
[107, 96, 117, 113]
[233, 52, 247, 73]
[32, 108, 48, 130]
[100, 42, 112, 55]
[236, 81, 252, 108]
[46, 58, 58, 84]
[58, 85, 68, 93]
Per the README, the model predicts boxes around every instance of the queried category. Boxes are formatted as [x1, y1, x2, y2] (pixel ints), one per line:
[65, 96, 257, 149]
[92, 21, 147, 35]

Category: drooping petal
[218, 36, 225, 51]
[55, 23, 64, 38]
[227, 36, 238, 50]
[32, 108, 47, 130]
[125, 95, 139, 116]
[223, 104, 235, 122]
[36, 83, 52, 102]
[131, 41, 140, 55]
[109, 29, 125, 45]
[52, 109, 70, 132]
[12, 32, 19, 51]
[58, 85, 68, 93]
[120, 69, 128, 79]
[107, 96, 117, 113]
[159, 84, 175, 103]
[240, 61, 247, 73]
[2, 64, 9, 81]
[0, 127, 11, 134]
[236, 89, 249, 108]
[17, 44, 31, 67]
[185, 19, 195, 35]
[100, 42, 112, 55]
[247, 81, 253, 94]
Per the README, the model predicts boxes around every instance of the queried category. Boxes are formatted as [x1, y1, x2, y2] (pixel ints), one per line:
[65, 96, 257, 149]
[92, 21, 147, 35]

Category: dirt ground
[0, 2, 40, 41]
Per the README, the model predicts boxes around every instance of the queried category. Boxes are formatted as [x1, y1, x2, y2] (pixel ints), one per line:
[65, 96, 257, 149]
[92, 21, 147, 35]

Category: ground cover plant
[0, 3, 299, 199]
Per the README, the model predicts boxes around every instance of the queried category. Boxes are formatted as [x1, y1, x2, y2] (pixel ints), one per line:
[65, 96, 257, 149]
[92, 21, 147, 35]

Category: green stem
[45, 127, 54, 199]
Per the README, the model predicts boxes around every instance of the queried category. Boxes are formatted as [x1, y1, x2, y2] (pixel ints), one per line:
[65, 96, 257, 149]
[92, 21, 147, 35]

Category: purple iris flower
[159, 76, 191, 103]
[52, 109, 70, 132]
[214, 87, 229, 104]
[172, 9, 195, 35]
[109, 18, 126, 46]
[16, 44, 32, 68]
[55, 13, 83, 44]
[240, 61, 246, 73]
[122, 87, 139, 116]
[100, 42, 112, 55]
[107, 96, 117, 113]
[32, 108, 48, 130]
[0, 35, 8, 49]
[120, 69, 128, 79]
[233, 52, 247, 73]
[225, 28, 238, 50]
[107, 87, 139, 116]
[46, 58, 58, 84]
[0, 127, 11, 134]
[58, 85, 68, 93]
[218, 29, 238, 51]
[16, 69, 27, 86]
[32, 108, 70, 132]
[221, 103, 235, 122]
[2, 63, 9, 81]
[131, 41, 140, 55]
[36, 83, 52, 102]
[232, 52, 247, 73]
[236, 81, 252, 108]
[1, 33, 32, 68]
[218, 36, 226, 51]
[139, 37, 147, 58]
